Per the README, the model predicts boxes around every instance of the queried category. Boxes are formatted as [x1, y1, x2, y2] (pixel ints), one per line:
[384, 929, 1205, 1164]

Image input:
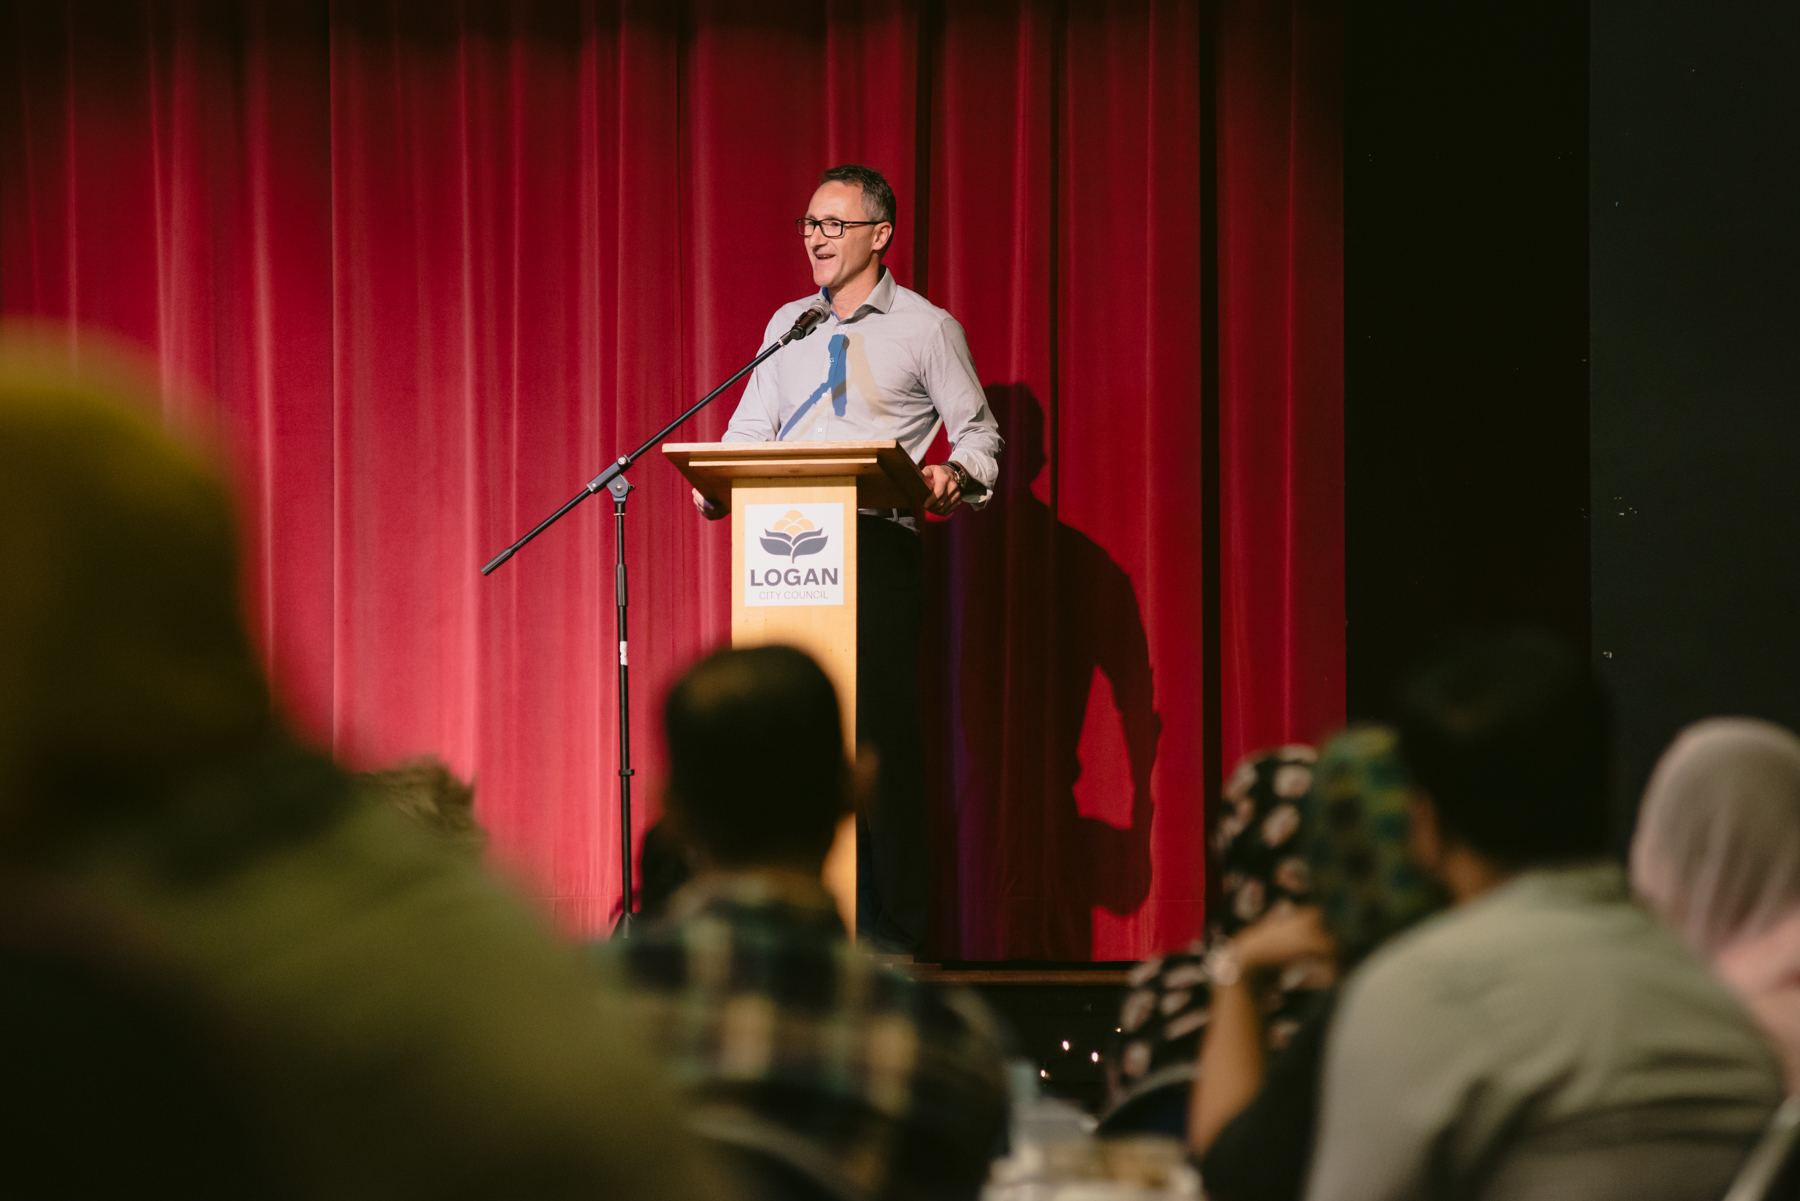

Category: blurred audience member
[1192, 726, 1444, 1201]
[604, 645, 1008, 1201]
[1307, 630, 1782, 1201]
[1634, 718, 1800, 1092]
[358, 755, 487, 857]
[0, 350, 723, 1200]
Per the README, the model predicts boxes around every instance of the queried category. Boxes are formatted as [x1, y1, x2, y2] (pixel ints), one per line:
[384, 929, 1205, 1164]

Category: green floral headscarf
[1304, 724, 1446, 968]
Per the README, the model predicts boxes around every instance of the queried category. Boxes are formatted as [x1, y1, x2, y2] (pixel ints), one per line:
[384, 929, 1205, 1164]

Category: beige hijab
[1633, 718, 1800, 955]
[1633, 717, 1800, 1089]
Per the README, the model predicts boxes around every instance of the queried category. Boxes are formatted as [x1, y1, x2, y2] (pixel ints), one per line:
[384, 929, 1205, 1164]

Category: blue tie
[779, 333, 849, 439]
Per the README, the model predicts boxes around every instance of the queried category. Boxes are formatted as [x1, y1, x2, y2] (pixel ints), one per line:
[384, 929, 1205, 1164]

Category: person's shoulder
[842, 961, 1002, 1062]
[877, 975, 1010, 1125]
[910, 977, 1005, 1047]
[1334, 902, 1469, 1016]
[1331, 873, 1561, 1034]
[1344, 864, 1636, 994]
[836, 949, 938, 1016]
[887, 279, 961, 328]
[1461, 862, 1705, 977]
[1341, 862, 1769, 1043]
[633, 891, 848, 990]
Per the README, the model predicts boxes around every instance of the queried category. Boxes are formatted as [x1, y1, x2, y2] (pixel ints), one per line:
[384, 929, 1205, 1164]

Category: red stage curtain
[0, 0, 1342, 960]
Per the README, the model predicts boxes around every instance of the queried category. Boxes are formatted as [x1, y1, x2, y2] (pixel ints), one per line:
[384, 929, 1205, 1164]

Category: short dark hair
[663, 645, 849, 869]
[1396, 629, 1610, 866]
[819, 164, 896, 228]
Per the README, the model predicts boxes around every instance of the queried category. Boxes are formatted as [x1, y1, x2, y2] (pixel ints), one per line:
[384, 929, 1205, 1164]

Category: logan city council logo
[742, 502, 845, 607]
[759, 510, 830, 562]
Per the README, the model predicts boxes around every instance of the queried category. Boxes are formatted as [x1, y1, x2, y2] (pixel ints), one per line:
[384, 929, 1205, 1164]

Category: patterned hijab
[1113, 745, 1320, 1097]
[1212, 744, 1321, 936]
[1305, 724, 1445, 968]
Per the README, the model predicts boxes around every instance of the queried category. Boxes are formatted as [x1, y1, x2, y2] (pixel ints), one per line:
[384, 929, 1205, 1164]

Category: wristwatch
[1203, 941, 1244, 989]
[943, 460, 973, 491]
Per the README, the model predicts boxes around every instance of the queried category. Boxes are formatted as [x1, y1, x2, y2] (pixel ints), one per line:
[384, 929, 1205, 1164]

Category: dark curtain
[0, 0, 1342, 960]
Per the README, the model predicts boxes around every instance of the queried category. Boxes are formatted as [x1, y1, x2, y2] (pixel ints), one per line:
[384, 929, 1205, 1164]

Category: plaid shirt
[597, 873, 1008, 1201]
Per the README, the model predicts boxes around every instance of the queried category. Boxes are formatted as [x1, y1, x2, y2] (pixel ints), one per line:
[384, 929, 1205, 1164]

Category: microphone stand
[480, 315, 822, 938]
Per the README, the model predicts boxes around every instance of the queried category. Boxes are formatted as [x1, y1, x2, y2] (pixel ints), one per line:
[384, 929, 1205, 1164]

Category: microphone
[779, 296, 831, 345]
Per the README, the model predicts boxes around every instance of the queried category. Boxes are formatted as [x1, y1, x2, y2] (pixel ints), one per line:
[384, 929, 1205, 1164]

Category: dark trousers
[855, 515, 928, 953]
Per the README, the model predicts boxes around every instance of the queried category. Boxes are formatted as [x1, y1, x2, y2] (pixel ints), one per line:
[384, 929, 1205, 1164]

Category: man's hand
[920, 464, 963, 516]
[691, 487, 729, 521]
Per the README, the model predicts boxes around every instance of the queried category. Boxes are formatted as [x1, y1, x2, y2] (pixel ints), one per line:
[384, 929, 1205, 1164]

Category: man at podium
[691, 164, 1003, 956]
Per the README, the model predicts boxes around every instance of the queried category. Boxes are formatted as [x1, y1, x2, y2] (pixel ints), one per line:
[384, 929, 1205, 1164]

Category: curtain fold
[1216, 0, 1345, 778]
[0, 0, 1342, 959]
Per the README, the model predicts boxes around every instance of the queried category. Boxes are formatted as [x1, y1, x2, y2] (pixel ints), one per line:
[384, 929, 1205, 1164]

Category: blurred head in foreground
[0, 349, 272, 857]
[1397, 628, 1609, 888]
[1633, 717, 1800, 1088]
[0, 345, 728, 1200]
[663, 644, 850, 873]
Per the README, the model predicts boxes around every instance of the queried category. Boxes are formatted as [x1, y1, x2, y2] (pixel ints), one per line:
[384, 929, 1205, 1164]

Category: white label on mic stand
[743, 502, 846, 607]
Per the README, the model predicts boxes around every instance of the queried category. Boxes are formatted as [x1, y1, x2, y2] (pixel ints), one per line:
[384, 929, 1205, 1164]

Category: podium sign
[742, 501, 848, 606]
[731, 479, 860, 727]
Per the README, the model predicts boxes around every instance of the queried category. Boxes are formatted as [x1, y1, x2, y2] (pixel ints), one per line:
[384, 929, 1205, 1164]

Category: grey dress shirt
[1305, 863, 1782, 1201]
[722, 269, 1003, 510]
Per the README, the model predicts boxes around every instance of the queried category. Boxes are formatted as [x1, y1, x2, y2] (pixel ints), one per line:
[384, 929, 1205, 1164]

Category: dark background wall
[1348, 0, 1800, 835]
[1344, 4, 1591, 724]
[1592, 2, 1800, 821]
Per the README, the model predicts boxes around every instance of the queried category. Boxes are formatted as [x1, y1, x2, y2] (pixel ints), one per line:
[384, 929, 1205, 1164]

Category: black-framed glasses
[795, 217, 883, 238]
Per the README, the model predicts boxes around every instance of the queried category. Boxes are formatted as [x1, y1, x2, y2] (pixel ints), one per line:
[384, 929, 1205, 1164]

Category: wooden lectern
[662, 440, 930, 936]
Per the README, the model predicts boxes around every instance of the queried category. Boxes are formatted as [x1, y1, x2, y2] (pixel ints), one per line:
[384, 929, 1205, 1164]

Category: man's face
[803, 181, 892, 293]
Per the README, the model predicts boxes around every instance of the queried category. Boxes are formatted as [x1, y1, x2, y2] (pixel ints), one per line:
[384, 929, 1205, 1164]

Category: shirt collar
[1473, 860, 1627, 914]
[865, 266, 897, 313]
[822, 266, 896, 322]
